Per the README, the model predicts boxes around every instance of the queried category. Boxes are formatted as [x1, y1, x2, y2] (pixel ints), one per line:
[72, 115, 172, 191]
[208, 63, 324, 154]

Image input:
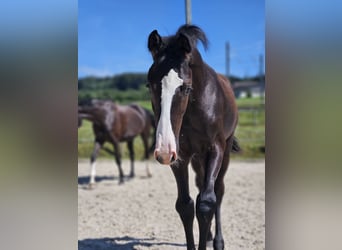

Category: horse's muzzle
[154, 150, 177, 165]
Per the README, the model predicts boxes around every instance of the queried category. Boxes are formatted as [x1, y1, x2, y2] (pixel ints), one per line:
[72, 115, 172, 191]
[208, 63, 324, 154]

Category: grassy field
[78, 97, 265, 160]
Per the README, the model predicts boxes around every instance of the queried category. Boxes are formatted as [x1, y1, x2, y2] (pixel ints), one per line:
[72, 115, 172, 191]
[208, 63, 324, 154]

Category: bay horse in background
[78, 99, 155, 186]
[147, 25, 240, 250]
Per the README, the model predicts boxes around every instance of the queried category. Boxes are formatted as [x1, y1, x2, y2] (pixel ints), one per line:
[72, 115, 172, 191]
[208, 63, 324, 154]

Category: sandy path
[78, 159, 265, 250]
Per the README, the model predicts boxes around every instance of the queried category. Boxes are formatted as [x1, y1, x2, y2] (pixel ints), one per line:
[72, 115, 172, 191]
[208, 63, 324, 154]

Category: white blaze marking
[156, 69, 183, 153]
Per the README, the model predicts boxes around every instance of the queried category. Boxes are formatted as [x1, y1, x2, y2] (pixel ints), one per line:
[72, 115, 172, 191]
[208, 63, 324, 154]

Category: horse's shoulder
[215, 73, 234, 96]
[217, 73, 230, 84]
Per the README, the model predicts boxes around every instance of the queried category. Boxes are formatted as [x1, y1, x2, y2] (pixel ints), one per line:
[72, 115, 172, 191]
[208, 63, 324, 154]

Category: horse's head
[147, 25, 208, 165]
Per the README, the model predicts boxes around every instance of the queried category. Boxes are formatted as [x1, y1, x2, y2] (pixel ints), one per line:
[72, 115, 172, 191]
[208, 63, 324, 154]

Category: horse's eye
[180, 84, 193, 95]
[145, 83, 151, 88]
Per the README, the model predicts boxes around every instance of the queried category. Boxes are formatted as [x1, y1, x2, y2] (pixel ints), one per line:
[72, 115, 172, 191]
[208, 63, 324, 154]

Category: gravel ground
[78, 159, 265, 250]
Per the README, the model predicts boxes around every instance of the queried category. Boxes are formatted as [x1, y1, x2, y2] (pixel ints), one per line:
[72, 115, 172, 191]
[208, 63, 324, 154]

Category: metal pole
[185, 0, 192, 24]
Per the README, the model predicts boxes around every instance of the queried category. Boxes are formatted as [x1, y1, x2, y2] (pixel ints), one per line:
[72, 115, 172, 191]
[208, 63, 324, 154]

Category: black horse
[147, 25, 240, 249]
[78, 99, 155, 186]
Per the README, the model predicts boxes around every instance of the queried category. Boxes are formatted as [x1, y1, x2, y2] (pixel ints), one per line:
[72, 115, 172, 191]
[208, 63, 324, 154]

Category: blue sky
[78, 0, 264, 78]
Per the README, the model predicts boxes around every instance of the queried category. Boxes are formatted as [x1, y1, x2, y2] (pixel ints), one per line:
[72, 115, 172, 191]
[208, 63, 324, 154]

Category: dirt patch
[78, 159, 265, 249]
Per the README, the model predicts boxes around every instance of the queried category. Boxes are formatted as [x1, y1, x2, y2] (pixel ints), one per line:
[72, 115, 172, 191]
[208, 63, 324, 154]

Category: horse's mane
[176, 24, 209, 51]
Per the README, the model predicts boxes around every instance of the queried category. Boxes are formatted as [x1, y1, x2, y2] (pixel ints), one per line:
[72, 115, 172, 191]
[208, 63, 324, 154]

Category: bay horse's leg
[89, 141, 102, 189]
[141, 133, 152, 177]
[171, 160, 196, 250]
[196, 141, 225, 250]
[111, 140, 124, 184]
[127, 140, 135, 178]
[213, 137, 233, 250]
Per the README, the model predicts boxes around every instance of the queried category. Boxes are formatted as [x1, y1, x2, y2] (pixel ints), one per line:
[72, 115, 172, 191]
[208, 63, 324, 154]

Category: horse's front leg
[171, 159, 196, 250]
[127, 140, 135, 178]
[196, 142, 224, 250]
[111, 139, 124, 184]
[88, 141, 102, 189]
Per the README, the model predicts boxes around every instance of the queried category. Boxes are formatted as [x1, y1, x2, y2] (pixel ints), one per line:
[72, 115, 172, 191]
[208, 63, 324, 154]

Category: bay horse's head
[147, 25, 208, 165]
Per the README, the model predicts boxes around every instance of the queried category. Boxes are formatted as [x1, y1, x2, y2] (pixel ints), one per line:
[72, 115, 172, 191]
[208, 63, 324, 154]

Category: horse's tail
[231, 136, 241, 153]
[145, 108, 156, 155]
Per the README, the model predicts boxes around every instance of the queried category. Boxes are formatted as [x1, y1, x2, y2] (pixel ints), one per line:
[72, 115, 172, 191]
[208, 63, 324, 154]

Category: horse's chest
[179, 127, 208, 153]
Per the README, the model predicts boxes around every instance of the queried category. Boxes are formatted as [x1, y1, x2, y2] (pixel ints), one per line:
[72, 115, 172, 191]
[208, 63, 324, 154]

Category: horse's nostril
[170, 151, 177, 163]
[155, 150, 177, 165]
[156, 155, 163, 163]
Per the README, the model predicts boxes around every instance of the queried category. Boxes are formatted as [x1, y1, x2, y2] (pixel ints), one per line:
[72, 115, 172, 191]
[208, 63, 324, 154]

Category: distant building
[232, 80, 265, 98]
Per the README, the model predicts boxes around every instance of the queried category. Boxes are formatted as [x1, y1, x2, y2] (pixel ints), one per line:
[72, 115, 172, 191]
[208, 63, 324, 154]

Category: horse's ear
[177, 33, 192, 55]
[148, 30, 162, 59]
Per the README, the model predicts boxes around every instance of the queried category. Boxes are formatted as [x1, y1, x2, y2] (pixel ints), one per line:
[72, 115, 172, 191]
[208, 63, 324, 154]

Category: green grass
[233, 124, 265, 159]
[78, 97, 265, 160]
[130, 100, 153, 111]
[233, 97, 265, 159]
[236, 97, 265, 107]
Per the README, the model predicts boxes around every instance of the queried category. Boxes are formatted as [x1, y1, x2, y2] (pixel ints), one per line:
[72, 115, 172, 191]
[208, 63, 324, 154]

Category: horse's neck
[78, 113, 96, 123]
[79, 106, 106, 123]
[190, 50, 207, 91]
[80, 106, 97, 115]
[188, 59, 221, 115]
[190, 64, 211, 98]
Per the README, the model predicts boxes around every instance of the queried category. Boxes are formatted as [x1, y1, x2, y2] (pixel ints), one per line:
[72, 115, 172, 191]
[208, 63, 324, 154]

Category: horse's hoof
[119, 179, 124, 185]
[129, 173, 135, 178]
[213, 238, 224, 250]
[87, 183, 96, 190]
[147, 173, 152, 178]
